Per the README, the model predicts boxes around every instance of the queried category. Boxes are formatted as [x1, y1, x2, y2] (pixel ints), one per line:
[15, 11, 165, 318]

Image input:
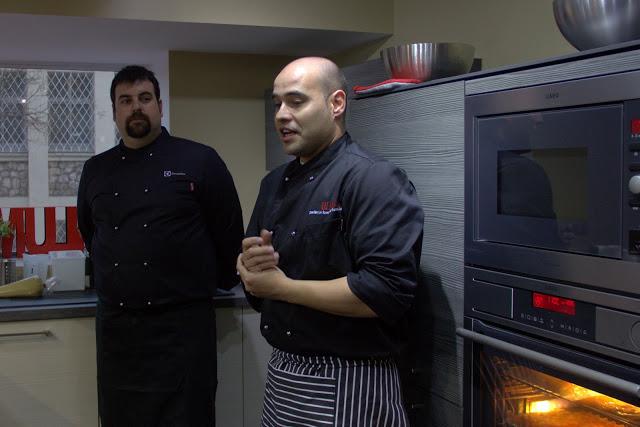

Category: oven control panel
[467, 270, 640, 356]
[513, 289, 596, 341]
[624, 99, 640, 258]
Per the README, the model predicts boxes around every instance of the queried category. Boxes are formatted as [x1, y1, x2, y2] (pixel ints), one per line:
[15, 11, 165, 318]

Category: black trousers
[96, 299, 217, 427]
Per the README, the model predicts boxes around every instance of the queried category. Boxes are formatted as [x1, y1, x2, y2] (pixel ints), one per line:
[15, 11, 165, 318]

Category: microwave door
[475, 104, 623, 258]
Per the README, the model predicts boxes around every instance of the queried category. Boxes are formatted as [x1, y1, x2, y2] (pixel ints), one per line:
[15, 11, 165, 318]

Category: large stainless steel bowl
[553, 0, 640, 50]
[380, 43, 475, 82]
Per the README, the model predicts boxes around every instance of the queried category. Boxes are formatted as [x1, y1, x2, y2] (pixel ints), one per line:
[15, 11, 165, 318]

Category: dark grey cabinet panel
[347, 81, 465, 426]
[342, 58, 388, 99]
[466, 48, 640, 95]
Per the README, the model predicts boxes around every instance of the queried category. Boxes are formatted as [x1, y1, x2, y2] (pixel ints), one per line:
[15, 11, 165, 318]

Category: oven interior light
[528, 400, 555, 413]
[526, 398, 569, 414]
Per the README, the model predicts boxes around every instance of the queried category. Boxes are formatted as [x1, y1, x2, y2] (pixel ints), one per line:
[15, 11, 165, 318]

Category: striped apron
[262, 348, 409, 427]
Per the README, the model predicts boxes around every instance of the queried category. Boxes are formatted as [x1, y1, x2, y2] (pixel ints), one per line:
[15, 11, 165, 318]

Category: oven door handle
[456, 327, 640, 399]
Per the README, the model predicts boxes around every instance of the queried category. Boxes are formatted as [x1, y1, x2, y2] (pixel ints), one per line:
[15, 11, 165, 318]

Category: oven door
[474, 104, 623, 258]
[459, 319, 640, 427]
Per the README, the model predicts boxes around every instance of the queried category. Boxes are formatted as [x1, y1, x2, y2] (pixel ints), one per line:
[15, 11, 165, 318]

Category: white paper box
[49, 250, 86, 291]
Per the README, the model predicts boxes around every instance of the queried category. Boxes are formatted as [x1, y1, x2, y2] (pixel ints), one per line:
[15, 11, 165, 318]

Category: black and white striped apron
[262, 348, 409, 427]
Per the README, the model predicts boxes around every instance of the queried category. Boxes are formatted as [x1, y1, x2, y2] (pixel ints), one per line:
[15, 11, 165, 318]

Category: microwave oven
[465, 69, 640, 296]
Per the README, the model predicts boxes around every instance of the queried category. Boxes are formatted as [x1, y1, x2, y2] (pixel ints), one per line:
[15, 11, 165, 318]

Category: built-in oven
[465, 69, 640, 295]
[459, 267, 640, 426]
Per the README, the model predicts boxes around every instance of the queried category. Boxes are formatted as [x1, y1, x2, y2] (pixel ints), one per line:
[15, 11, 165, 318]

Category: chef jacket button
[144, 188, 149, 193]
[121, 156, 126, 160]
[143, 261, 148, 267]
[309, 176, 314, 181]
[263, 324, 269, 330]
[143, 223, 148, 228]
[290, 230, 296, 236]
[286, 330, 292, 336]
[149, 152, 153, 157]
[114, 226, 119, 230]
[114, 192, 119, 197]
[284, 177, 290, 182]
[147, 301, 151, 305]
[114, 262, 119, 267]
[119, 302, 124, 307]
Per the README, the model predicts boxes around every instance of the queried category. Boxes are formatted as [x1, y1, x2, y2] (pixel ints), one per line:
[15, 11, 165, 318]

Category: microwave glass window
[498, 148, 588, 221]
[475, 102, 622, 258]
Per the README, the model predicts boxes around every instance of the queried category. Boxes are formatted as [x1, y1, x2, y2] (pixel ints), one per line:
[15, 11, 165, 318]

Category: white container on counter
[49, 250, 86, 291]
[23, 253, 50, 282]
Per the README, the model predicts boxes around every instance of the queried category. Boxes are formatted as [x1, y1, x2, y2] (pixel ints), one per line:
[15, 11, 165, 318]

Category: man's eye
[274, 102, 282, 109]
[120, 99, 131, 105]
[141, 96, 152, 103]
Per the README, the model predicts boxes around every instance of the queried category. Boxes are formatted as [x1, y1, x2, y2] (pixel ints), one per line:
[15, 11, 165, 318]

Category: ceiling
[0, 13, 389, 57]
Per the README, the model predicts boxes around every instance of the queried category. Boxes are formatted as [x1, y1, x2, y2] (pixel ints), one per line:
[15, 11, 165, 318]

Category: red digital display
[632, 119, 640, 134]
[532, 292, 576, 316]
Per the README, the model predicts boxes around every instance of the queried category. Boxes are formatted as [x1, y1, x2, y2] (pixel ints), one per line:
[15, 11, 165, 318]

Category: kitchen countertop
[0, 285, 249, 322]
[355, 39, 640, 99]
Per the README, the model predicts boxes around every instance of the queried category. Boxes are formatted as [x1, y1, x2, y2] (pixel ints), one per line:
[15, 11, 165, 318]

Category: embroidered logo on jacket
[163, 170, 186, 177]
[309, 201, 342, 215]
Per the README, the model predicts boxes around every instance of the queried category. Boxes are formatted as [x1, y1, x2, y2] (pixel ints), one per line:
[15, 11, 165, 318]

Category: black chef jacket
[245, 132, 424, 358]
[77, 127, 244, 308]
[78, 128, 243, 424]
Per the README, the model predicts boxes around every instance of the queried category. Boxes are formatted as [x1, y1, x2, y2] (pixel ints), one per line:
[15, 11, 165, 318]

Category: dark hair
[110, 65, 160, 104]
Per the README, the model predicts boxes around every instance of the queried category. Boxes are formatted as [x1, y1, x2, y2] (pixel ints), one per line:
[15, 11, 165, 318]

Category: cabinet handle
[0, 330, 53, 339]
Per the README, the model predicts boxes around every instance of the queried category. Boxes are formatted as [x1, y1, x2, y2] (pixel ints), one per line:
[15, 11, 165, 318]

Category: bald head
[272, 57, 348, 163]
[277, 57, 347, 112]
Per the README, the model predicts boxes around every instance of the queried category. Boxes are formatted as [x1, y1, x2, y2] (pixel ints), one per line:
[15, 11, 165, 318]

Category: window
[0, 69, 27, 154]
[0, 67, 116, 205]
[0, 69, 28, 198]
[48, 71, 95, 154]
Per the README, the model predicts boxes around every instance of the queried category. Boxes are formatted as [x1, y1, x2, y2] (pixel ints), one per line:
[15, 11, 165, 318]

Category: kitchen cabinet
[0, 305, 271, 427]
[347, 79, 466, 427]
[465, 44, 640, 95]
[0, 317, 98, 426]
[217, 306, 272, 427]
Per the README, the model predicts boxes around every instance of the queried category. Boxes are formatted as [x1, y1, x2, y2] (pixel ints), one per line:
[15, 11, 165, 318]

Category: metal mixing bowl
[553, 0, 640, 50]
[380, 43, 475, 82]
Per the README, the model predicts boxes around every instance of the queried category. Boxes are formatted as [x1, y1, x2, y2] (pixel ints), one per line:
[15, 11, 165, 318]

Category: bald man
[237, 57, 424, 426]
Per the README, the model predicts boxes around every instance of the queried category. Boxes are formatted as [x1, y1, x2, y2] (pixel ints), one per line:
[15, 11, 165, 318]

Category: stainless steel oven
[465, 69, 640, 295]
[459, 267, 640, 426]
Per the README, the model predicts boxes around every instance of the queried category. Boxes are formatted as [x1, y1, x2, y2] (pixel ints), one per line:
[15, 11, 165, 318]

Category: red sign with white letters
[0, 207, 85, 258]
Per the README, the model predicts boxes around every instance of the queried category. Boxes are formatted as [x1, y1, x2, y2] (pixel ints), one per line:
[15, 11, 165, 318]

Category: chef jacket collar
[284, 132, 349, 179]
[118, 126, 170, 156]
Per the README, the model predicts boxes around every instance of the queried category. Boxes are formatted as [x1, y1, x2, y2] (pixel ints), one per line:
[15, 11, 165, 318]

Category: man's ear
[158, 99, 163, 118]
[330, 89, 346, 120]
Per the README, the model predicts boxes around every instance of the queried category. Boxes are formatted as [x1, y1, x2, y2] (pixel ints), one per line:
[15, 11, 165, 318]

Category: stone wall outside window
[0, 160, 28, 196]
[48, 160, 85, 197]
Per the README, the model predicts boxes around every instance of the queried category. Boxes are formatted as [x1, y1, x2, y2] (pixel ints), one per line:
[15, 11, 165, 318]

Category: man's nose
[275, 104, 290, 121]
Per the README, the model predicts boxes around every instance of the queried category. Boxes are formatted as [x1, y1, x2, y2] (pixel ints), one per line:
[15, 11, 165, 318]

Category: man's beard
[125, 113, 151, 138]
